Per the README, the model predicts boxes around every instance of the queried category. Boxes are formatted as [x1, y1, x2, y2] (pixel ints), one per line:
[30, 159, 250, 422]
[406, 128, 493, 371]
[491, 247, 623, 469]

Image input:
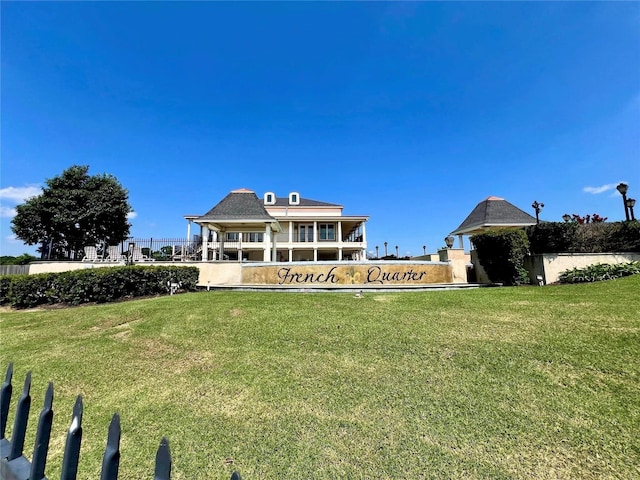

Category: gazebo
[450, 196, 537, 249]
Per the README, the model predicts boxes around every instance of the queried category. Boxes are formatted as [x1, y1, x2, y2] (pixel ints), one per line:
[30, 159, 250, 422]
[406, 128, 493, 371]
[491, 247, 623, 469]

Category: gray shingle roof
[451, 196, 537, 235]
[198, 189, 275, 221]
[272, 197, 340, 207]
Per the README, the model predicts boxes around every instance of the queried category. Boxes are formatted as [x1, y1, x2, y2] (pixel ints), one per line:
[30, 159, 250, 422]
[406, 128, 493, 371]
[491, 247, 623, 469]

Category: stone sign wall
[241, 262, 453, 286]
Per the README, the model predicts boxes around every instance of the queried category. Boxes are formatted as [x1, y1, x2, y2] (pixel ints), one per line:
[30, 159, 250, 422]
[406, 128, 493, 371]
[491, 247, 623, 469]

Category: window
[319, 223, 335, 241]
[289, 192, 300, 205]
[297, 224, 313, 242]
[225, 232, 239, 241]
[247, 232, 264, 242]
[264, 192, 276, 205]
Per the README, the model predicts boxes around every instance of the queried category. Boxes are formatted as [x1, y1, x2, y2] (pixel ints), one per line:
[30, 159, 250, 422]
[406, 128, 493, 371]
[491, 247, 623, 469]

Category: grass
[1, 276, 639, 479]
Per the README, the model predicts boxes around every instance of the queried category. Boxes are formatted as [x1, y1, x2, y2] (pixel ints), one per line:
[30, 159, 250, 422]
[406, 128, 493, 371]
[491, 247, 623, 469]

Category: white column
[288, 221, 293, 243]
[272, 226, 278, 262]
[361, 222, 367, 245]
[264, 225, 271, 262]
[201, 227, 209, 261]
[338, 248, 343, 261]
[238, 232, 243, 262]
[458, 234, 464, 249]
[219, 230, 225, 261]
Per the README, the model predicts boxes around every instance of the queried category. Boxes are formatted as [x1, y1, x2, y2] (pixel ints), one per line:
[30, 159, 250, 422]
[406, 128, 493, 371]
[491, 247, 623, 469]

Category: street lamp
[375, 245, 379, 258]
[445, 235, 454, 249]
[395, 245, 399, 258]
[532, 201, 544, 224]
[562, 214, 572, 222]
[384, 241, 388, 257]
[617, 183, 630, 221]
[422, 245, 426, 255]
[626, 198, 636, 221]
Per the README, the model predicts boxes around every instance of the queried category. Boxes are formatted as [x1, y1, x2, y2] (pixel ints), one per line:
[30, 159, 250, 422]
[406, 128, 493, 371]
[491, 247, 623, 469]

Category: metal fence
[0, 364, 241, 480]
[117, 237, 202, 262]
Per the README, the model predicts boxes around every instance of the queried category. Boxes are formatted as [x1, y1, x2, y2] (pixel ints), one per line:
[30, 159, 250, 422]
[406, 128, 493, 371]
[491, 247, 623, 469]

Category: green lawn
[1, 277, 639, 479]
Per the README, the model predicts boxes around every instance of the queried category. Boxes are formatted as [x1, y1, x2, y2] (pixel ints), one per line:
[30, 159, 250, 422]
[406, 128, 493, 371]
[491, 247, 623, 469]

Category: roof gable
[451, 196, 537, 235]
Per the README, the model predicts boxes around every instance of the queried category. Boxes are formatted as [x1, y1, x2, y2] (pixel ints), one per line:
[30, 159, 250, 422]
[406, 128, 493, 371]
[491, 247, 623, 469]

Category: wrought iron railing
[0, 364, 241, 480]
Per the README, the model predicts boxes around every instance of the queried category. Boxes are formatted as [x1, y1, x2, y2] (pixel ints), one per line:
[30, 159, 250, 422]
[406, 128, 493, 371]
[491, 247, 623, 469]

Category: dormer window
[264, 192, 276, 205]
[289, 192, 300, 205]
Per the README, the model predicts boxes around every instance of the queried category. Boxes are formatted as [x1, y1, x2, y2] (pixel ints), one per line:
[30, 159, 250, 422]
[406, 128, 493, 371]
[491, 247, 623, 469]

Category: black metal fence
[117, 237, 202, 262]
[0, 364, 241, 480]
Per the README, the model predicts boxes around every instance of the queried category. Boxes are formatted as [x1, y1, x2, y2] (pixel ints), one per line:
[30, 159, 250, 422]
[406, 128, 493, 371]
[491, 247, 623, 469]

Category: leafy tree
[11, 165, 132, 259]
[0, 254, 38, 265]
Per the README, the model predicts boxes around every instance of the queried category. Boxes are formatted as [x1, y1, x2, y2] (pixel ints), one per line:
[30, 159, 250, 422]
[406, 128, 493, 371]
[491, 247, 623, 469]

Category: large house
[188, 189, 368, 262]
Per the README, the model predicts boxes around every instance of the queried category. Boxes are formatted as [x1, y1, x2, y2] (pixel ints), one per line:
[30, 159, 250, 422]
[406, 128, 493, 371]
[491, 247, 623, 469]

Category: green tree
[11, 165, 132, 259]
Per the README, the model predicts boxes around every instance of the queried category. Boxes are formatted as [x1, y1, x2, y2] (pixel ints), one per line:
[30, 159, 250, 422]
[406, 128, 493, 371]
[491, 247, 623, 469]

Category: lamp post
[562, 214, 571, 222]
[395, 245, 399, 258]
[532, 201, 544, 224]
[422, 245, 426, 255]
[445, 235, 454, 249]
[384, 241, 388, 257]
[375, 245, 379, 258]
[617, 183, 630, 221]
[626, 198, 636, 221]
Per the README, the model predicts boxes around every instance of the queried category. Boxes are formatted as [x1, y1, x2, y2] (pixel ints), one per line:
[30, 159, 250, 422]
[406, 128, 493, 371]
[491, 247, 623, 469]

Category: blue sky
[1, 2, 639, 257]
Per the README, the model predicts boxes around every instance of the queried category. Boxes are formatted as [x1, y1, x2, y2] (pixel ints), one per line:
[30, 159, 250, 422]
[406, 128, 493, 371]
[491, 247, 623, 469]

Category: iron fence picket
[29, 383, 53, 480]
[100, 414, 120, 480]
[0, 364, 12, 440]
[60, 396, 83, 480]
[153, 438, 171, 480]
[8, 373, 30, 462]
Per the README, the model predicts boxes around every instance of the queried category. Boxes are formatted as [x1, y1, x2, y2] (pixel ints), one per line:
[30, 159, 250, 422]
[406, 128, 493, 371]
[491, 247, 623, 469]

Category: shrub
[0, 265, 199, 309]
[558, 262, 640, 283]
[527, 221, 640, 253]
[470, 229, 530, 285]
[527, 222, 578, 254]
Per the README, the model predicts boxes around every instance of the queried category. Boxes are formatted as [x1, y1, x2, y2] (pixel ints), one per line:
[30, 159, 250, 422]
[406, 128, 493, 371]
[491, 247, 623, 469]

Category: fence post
[99, 414, 120, 480]
[60, 396, 83, 480]
[29, 383, 53, 480]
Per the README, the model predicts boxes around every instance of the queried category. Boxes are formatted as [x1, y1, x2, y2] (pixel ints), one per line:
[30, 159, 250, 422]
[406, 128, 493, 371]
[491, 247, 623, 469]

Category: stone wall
[525, 252, 640, 285]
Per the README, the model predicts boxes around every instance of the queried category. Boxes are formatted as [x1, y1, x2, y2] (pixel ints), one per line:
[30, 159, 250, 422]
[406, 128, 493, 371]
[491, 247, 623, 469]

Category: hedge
[527, 220, 640, 254]
[470, 229, 530, 286]
[0, 265, 199, 309]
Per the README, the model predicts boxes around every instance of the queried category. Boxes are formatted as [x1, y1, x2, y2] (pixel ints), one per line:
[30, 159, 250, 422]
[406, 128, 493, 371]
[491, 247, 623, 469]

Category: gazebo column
[458, 234, 464, 249]
[338, 221, 343, 260]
